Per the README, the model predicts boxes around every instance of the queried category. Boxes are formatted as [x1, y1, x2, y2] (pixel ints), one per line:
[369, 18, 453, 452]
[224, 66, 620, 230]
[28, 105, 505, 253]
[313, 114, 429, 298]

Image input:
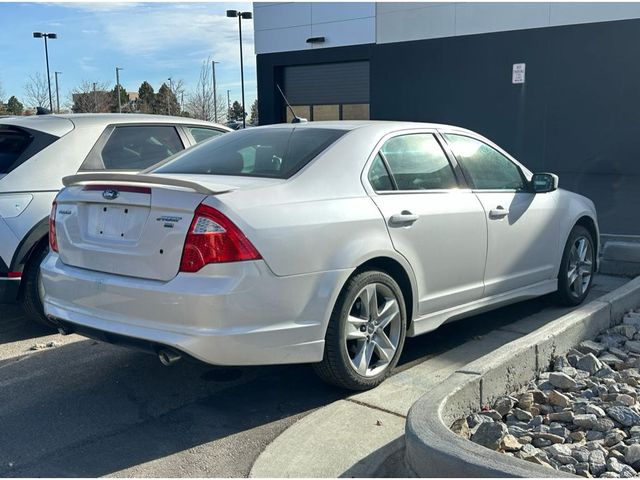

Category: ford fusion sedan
[0, 113, 230, 325]
[41, 121, 598, 390]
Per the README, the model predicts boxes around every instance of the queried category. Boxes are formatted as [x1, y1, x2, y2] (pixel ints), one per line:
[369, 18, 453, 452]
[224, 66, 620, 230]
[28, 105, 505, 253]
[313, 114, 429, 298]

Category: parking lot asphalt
[0, 274, 629, 477]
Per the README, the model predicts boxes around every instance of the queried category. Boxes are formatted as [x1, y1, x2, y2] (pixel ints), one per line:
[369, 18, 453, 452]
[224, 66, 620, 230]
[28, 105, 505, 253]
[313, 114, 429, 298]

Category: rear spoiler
[62, 173, 234, 195]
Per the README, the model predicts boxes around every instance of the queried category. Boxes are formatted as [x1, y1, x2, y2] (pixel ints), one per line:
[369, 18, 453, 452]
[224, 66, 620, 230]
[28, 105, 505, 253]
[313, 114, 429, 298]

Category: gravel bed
[452, 310, 640, 478]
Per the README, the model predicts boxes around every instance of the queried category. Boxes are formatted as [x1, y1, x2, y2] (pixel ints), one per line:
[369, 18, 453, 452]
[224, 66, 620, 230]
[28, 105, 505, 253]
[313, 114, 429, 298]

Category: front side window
[378, 134, 457, 190]
[444, 134, 525, 190]
[101, 125, 184, 170]
[153, 127, 346, 179]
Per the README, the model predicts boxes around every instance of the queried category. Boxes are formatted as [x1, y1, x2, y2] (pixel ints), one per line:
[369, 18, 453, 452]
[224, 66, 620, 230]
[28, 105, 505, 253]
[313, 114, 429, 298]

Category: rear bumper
[0, 278, 20, 303]
[42, 253, 352, 366]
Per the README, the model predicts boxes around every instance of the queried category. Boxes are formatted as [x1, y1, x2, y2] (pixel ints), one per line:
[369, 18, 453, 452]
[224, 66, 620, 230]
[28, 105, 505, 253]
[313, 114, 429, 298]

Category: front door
[366, 132, 488, 317]
[442, 133, 560, 297]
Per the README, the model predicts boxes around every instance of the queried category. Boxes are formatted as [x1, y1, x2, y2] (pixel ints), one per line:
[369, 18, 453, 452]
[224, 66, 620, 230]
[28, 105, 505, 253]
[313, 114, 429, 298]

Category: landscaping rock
[471, 421, 508, 451]
[550, 372, 580, 390]
[578, 354, 604, 374]
[607, 406, 640, 427]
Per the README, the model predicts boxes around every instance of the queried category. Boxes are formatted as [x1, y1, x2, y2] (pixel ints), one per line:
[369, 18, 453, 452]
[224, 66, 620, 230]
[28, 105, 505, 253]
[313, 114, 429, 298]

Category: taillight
[179, 203, 261, 272]
[49, 200, 58, 252]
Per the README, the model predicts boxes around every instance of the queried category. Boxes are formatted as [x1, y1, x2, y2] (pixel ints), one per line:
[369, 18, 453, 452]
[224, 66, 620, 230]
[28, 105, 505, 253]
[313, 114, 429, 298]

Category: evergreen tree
[154, 83, 180, 115]
[249, 99, 258, 125]
[6, 96, 23, 115]
[228, 100, 245, 121]
[110, 85, 129, 113]
[137, 81, 155, 113]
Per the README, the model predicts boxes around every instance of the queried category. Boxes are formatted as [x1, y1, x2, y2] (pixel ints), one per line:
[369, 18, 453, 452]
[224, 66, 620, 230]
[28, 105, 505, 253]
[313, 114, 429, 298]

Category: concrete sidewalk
[249, 274, 628, 478]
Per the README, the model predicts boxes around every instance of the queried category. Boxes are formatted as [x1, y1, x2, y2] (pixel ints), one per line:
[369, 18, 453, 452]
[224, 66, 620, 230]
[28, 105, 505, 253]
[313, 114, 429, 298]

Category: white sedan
[41, 121, 598, 390]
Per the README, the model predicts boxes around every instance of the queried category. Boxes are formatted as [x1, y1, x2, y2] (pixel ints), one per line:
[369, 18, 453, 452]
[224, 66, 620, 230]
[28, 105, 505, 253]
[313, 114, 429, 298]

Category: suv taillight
[49, 200, 58, 252]
[179, 203, 261, 272]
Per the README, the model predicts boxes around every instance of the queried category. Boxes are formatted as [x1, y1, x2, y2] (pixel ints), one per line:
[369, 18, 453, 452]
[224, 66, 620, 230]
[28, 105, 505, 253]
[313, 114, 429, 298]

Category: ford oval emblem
[102, 189, 120, 201]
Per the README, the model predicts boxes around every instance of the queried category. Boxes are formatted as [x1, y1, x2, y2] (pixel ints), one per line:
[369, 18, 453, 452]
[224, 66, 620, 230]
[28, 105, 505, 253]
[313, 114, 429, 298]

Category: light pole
[227, 89, 231, 114]
[32, 32, 57, 112]
[211, 60, 220, 123]
[115, 67, 124, 113]
[54, 71, 61, 113]
[226, 9, 252, 128]
[167, 77, 172, 115]
[93, 82, 97, 112]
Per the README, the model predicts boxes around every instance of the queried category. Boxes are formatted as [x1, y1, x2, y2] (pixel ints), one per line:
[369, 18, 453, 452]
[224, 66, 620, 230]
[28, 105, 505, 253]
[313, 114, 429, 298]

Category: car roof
[254, 120, 477, 135]
[0, 113, 230, 136]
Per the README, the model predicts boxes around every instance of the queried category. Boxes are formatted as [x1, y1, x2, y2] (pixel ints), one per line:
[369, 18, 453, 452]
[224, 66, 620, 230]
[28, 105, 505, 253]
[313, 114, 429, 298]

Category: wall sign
[512, 63, 526, 84]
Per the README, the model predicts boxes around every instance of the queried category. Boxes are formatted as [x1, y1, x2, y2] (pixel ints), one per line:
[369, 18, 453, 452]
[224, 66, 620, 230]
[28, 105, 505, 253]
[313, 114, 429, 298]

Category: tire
[20, 241, 56, 328]
[313, 270, 407, 390]
[555, 225, 595, 306]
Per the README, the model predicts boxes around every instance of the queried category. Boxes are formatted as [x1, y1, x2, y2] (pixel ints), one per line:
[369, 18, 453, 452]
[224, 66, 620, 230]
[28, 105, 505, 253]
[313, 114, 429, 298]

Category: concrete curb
[405, 276, 640, 478]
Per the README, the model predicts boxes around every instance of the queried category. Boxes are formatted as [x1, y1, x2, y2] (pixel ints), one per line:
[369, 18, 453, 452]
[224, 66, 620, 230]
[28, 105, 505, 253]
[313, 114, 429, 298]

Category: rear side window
[378, 134, 458, 190]
[0, 126, 58, 174]
[188, 127, 225, 144]
[90, 125, 184, 171]
[153, 127, 346, 179]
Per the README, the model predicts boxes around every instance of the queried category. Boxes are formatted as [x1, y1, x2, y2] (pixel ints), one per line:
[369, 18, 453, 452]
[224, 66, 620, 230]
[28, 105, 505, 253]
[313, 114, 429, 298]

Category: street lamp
[211, 60, 220, 123]
[115, 67, 124, 113]
[54, 71, 61, 113]
[167, 77, 172, 115]
[32, 32, 57, 112]
[226, 9, 252, 128]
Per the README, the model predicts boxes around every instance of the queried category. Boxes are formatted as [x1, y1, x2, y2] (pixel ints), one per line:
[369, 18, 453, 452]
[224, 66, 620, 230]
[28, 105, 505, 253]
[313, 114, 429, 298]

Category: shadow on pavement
[0, 303, 56, 344]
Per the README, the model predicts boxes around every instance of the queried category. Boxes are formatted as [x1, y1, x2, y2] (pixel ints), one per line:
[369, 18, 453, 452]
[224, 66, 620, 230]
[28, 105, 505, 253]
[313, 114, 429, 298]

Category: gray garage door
[283, 61, 370, 121]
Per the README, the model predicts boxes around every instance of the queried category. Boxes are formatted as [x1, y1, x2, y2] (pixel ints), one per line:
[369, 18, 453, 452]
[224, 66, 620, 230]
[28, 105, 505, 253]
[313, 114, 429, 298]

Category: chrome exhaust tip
[158, 349, 182, 366]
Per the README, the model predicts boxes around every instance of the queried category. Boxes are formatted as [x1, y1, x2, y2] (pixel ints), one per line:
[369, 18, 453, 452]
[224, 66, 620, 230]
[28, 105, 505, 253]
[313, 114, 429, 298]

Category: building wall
[254, 5, 640, 235]
[254, 2, 640, 53]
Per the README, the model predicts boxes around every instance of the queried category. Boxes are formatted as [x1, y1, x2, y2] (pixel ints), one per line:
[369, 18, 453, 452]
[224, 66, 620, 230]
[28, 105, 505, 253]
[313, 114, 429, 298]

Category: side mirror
[530, 173, 559, 193]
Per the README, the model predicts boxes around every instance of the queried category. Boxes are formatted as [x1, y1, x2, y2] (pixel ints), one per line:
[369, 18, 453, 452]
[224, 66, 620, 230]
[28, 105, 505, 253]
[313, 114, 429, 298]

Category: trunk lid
[54, 174, 236, 281]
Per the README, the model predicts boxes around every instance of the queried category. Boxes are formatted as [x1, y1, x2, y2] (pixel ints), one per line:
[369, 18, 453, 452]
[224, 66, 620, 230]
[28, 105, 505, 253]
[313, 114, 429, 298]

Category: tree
[6, 96, 23, 116]
[110, 85, 129, 113]
[70, 80, 111, 113]
[249, 99, 258, 125]
[154, 83, 180, 116]
[228, 101, 245, 122]
[184, 59, 226, 122]
[24, 73, 50, 109]
[0, 80, 5, 106]
[136, 81, 155, 113]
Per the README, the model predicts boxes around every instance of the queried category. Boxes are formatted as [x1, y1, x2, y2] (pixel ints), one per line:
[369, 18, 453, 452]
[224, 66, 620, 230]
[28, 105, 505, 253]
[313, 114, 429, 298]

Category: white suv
[0, 113, 230, 325]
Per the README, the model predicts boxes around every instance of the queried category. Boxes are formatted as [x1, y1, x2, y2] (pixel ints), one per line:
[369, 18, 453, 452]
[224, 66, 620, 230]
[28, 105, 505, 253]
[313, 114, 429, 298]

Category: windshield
[152, 127, 346, 179]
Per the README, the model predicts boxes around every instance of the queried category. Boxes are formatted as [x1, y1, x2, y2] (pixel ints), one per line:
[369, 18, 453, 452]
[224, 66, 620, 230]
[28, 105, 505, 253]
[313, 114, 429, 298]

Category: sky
[0, 2, 257, 109]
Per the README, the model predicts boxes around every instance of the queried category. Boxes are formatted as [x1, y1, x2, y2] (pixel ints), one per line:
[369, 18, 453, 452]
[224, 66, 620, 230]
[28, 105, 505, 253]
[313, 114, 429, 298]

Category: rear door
[366, 131, 488, 316]
[442, 132, 560, 296]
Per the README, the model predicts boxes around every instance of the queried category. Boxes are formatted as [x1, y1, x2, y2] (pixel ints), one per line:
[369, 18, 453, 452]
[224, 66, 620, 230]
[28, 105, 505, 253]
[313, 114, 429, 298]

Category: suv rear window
[152, 127, 346, 179]
[0, 126, 58, 174]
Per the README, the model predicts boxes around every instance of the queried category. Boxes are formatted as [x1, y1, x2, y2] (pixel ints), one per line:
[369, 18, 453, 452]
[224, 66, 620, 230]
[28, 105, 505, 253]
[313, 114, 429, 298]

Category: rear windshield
[0, 125, 58, 174]
[152, 127, 346, 179]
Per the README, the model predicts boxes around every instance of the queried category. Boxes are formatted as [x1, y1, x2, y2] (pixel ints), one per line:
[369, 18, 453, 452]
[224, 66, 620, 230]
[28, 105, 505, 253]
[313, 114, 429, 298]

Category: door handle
[489, 206, 509, 219]
[389, 211, 419, 226]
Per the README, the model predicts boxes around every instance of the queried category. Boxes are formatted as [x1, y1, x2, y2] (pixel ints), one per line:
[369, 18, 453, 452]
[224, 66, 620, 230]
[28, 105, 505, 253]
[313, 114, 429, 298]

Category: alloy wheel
[567, 235, 593, 298]
[344, 283, 402, 377]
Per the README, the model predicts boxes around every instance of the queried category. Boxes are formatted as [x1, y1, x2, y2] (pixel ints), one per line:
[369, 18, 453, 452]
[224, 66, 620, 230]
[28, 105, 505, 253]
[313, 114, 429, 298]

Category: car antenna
[277, 84, 307, 124]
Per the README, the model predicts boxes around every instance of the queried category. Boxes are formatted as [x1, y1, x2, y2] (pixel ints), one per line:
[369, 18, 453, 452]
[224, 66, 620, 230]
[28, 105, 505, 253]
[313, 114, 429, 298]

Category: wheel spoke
[354, 341, 375, 375]
[373, 330, 396, 364]
[359, 284, 378, 320]
[577, 238, 587, 261]
[376, 299, 399, 330]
